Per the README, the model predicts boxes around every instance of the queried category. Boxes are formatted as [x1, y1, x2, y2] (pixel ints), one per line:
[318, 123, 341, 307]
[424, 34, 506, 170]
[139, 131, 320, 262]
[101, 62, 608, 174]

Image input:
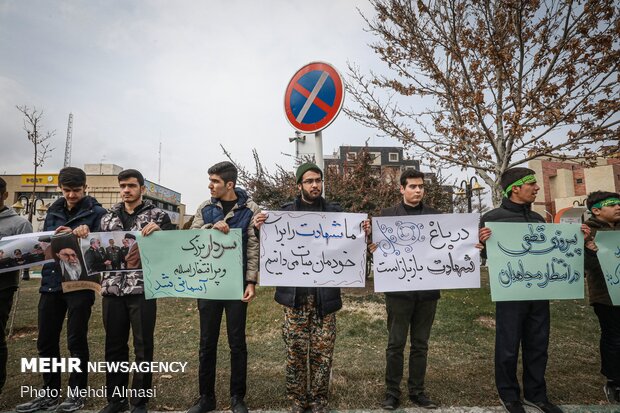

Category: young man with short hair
[98, 169, 173, 413]
[0, 177, 32, 396]
[16, 167, 106, 413]
[188, 161, 260, 413]
[254, 162, 342, 413]
[479, 167, 560, 413]
[583, 191, 620, 404]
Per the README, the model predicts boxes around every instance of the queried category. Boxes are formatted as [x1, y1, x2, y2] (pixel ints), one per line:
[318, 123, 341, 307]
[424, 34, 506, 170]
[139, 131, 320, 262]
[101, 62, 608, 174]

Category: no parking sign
[284, 62, 345, 133]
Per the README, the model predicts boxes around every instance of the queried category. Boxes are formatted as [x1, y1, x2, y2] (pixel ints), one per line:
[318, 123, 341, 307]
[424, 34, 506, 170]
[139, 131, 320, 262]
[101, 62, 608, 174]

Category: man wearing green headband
[584, 191, 620, 404]
[479, 167, 562, 413]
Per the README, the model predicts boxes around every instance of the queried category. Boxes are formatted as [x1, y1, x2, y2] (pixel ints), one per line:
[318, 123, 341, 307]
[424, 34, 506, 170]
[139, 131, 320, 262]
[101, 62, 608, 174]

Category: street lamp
[456, 177, 484, 213]
[12, 195, 47, 223]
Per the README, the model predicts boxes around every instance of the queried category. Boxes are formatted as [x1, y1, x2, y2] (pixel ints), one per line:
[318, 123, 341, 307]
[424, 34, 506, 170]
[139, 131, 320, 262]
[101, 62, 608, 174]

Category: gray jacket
[0, 207, 33, 291]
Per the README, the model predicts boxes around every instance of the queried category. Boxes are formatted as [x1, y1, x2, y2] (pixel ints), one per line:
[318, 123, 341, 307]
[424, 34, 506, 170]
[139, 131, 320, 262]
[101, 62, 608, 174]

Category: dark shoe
[15, 396, 60, 413]
[187, 396, 216, 413]
[381, 394, 400, 410]
[130, 405, 147, 413]
[410, 393, 438, 409]
[522, 399, 563, 413]
[499, 400, 525, 413]
[57, 397, 85, 412]
[604, 382, 620, 404]
[98, 399, 129, 413]
[231, 396, 248, 413]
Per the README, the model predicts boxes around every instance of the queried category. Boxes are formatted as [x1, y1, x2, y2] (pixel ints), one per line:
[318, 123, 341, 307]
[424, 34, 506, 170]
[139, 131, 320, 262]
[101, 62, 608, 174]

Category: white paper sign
[372, 213, 480, 292]
[259, 211, 367, 287]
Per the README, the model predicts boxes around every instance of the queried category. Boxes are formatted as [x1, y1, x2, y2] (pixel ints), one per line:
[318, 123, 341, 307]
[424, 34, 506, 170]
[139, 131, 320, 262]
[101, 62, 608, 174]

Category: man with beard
[16, 167, 106, 413]
[84, 238, 110, 273]
[254, 163, 342, 413]
[57, 247, 83, 282]
[187, 161, 259, 413]
[0, 177, 32, 396]
[583, 191, 620, 404]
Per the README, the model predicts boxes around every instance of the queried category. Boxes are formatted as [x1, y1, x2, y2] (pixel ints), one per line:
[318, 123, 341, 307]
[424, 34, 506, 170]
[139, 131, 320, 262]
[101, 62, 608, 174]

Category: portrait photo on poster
[79, 231, 142, 275]
[0, 231, 55, 273]
[51, 232, 100, 293]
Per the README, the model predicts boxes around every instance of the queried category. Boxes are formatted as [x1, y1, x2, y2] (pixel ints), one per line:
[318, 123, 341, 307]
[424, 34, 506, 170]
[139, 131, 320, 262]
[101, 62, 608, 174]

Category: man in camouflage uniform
[254, 163, 342, 413]
[98, 169, 174, 413]
[106, 239, 122, 270]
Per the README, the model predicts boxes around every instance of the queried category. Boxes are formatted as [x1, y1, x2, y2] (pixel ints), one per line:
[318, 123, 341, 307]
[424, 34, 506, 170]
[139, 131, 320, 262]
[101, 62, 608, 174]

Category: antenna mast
[63, 113, 73, 167]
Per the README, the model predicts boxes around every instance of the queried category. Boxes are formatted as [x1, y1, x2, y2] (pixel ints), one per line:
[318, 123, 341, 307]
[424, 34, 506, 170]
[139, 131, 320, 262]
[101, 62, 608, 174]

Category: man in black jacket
[479, 167, 561, 413]
[254, 163, 341, 413]
[366, 169, 441, 410]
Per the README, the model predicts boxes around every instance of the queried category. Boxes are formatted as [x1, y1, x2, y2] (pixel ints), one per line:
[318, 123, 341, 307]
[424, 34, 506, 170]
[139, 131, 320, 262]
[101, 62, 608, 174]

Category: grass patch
[1, 269, 607, 409]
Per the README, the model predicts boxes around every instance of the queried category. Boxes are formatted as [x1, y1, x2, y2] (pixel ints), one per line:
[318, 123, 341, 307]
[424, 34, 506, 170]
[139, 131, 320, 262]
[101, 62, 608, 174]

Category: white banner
[259, 211, 367, 287]
[372, 213, 480, 292]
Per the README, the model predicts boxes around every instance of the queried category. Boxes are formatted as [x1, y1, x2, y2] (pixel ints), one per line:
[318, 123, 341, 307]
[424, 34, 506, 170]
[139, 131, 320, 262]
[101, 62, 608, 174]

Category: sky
[0, 0, 428, 212]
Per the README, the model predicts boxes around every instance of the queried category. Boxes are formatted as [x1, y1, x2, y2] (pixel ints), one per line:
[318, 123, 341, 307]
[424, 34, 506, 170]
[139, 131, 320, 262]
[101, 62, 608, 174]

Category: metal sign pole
[315, 130, 324, 171]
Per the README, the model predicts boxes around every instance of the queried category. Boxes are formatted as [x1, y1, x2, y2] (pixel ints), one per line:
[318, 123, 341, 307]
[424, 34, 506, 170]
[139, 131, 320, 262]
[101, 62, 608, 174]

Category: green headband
[503, 174, 537, 197]
[590, 197, 620, 211]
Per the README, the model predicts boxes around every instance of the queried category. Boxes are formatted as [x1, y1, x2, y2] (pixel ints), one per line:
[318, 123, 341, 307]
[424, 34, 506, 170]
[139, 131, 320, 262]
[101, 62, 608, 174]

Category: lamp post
[457, 177, 484, 213]
[12, 195, 48, 224]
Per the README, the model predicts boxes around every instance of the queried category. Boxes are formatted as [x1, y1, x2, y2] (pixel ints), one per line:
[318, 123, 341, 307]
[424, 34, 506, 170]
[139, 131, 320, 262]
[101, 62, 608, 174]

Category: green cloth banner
[487, 223, 584, 301]
[594, 231, 620, 306]
[139, 229, 243, 300]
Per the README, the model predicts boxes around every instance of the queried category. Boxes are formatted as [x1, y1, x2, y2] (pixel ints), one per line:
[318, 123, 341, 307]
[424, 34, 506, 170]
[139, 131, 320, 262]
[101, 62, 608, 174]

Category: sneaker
[98, 399, 129, 413]
[499, 399, 526, 413]
[310, 403, 328, 413]
[15, 396, 60, 413]
[187, 396, 216, 413]
[57, 397, 85, 412]
[231, 396, 248, 413]
[381, 394, 400, 410]
[604, 382, 620, 404]
[522, 399, 563, 413]
[410, 393, 438, 409]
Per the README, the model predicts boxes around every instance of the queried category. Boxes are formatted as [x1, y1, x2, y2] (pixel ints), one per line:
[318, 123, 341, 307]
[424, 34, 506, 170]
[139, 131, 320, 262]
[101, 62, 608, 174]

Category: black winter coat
[273, 196, 343, 317]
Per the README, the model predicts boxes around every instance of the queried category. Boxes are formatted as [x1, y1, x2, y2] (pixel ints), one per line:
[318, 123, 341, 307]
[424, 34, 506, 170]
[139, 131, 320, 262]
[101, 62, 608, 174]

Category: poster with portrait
[79, 231, 142, 276]
[51, 232, 100, 293]
[0, 231, 55, 273]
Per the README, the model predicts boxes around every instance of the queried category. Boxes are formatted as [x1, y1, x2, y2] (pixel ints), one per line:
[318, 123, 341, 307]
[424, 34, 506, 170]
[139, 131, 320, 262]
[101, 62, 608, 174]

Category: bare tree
[346, 0, 620, 204]
[16, 105, 55, 221]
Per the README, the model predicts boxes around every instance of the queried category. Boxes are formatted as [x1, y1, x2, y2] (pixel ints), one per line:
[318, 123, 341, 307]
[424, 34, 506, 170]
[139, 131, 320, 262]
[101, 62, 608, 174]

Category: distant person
[106, 239, 122, 270]
[16, 167, 105, 413]
[187, 161, 259, 413]
[364, 169, 441, 410]
[0, 177, 33, 395]
[584, 191, 620, 404]
[254, 162, 341, 413]
[98, 169, 173, 413]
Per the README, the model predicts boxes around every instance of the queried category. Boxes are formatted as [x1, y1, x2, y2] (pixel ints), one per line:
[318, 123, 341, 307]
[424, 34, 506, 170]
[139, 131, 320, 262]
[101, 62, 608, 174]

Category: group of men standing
[0, 160, 618, 413]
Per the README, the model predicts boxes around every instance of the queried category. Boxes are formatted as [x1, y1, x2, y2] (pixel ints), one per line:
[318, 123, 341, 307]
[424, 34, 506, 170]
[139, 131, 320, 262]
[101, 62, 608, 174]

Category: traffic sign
[284, 62, 344, 133]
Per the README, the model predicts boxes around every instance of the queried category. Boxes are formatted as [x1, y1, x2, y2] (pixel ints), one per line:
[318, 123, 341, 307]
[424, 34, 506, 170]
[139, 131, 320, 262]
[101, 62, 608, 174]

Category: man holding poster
[366, 169, 441, 410]
[479, 167, 560, 413]
[16, 167, 106, 413]
[254, 162, 343, 413]
[0, 177, 32, 396]
[188, 161, 260, 413]
[584, 191, 620, 404]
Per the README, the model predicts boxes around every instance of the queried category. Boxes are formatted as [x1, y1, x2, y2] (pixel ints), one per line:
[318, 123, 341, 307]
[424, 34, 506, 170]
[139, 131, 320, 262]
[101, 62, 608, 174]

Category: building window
[346, 152, 357, 161]
[389, 152, 399, 162]
[576, 178, 583, 184]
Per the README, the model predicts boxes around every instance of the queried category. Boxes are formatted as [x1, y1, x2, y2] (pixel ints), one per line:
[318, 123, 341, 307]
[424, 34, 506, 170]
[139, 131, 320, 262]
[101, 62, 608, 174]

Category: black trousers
[37, 290, 95, 391]
[593, 304, 620, 383]
[0, 287, 16, 394]
[197, 299, 248, 399]
[102, 295, 157, 406]
[495, 300, 550, 403]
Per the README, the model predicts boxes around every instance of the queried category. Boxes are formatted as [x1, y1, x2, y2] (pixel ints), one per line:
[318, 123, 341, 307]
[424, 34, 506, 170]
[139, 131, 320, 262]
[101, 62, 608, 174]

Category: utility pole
[63, 113, 73, 167]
